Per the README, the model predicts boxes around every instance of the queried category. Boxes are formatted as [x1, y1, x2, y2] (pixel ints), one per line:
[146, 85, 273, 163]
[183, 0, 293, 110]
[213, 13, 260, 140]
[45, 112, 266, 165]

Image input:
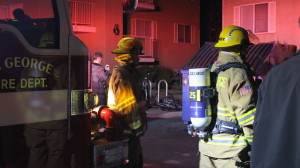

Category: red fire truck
[0, 0, 130, 167]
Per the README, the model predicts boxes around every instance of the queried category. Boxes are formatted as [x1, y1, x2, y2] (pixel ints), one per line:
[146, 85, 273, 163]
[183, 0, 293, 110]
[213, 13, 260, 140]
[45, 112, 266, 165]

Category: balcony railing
[68, 0, 96, 32]
[68, 1, 94, 25]
[137, 0, 155, 10]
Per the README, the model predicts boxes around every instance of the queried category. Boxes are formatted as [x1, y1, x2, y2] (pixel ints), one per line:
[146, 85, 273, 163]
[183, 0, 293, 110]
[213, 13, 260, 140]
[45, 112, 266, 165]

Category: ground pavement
[141, 107, 199, 168]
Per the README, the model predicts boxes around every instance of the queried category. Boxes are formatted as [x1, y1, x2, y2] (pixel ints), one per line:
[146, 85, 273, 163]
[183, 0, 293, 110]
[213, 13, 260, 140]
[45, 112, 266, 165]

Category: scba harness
[188, 62, 259, 140]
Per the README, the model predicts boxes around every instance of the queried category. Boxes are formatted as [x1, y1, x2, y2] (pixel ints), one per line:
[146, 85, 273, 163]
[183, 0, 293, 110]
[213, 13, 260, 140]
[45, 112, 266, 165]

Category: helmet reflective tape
[229, 28, 243, 36]
[214, 25, 250, 48]
[224, 36, 238, 41]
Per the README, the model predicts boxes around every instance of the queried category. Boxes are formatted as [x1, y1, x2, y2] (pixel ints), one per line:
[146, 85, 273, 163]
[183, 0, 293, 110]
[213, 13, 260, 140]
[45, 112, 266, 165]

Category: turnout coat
[251, 53, 300, 168]
[199, 51, 257, 158]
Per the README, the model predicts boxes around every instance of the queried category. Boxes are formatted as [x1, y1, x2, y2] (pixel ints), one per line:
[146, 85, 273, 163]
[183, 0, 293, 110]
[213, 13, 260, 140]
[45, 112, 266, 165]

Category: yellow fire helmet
[214, 25, 251, 48]
[112, 37, 143, 55]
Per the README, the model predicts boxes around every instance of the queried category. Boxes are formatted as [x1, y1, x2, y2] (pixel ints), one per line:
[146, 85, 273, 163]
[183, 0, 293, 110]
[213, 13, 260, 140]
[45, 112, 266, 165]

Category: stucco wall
[223, 0, 300, 50]
[131, 0, 201, 70]
[74, 0, 123, 68]
[73, 0, 200, 70]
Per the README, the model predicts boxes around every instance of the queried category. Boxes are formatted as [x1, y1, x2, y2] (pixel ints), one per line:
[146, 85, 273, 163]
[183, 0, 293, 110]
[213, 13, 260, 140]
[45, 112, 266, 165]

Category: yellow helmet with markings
[214, 25, 251, 48]
[112, 37, 143, 55]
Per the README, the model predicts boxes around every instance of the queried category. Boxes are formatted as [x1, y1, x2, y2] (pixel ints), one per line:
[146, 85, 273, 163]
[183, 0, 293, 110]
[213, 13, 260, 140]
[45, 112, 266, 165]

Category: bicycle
[142, 72, 155, 109]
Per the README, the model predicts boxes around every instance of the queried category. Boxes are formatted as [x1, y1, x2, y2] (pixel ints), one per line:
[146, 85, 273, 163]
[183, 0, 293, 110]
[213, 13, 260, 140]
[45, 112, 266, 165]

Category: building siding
[72, 0, 200, 71]
[223, 0, 300, 50]
[131, 0, 201, 70]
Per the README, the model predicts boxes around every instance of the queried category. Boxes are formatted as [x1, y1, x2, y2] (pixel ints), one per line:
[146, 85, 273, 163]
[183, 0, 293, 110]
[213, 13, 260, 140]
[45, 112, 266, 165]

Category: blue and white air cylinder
[188, 68, 212, 130]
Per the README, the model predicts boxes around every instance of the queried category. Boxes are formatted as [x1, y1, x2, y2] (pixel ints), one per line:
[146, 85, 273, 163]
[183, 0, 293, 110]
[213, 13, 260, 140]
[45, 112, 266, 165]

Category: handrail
[157, 80, 168, 103]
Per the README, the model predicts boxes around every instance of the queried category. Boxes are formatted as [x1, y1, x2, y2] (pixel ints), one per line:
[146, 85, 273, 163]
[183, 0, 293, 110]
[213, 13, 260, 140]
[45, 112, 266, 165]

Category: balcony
[68, 0, 96, 33]
[136, 0, 156, 11]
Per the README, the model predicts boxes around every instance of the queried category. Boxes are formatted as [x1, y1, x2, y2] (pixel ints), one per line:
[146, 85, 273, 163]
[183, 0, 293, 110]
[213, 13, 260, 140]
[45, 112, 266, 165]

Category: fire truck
[0, 0, 134, 167]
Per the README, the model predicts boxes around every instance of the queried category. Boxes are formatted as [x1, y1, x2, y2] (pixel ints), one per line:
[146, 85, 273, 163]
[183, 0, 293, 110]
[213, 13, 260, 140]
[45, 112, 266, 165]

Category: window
[0, 0, 59, 48]
[131, 18, 157, 62]
[234, 2, 276, 33]
[131, 18, 157, 38]
[174, 23, 195, 44]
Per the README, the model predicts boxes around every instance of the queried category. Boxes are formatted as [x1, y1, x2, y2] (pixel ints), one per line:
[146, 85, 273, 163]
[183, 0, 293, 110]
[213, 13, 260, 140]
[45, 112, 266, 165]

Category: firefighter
[108, 37, 147, 168]
[198, 26, 257, 168]
[250, 18, 300, 168]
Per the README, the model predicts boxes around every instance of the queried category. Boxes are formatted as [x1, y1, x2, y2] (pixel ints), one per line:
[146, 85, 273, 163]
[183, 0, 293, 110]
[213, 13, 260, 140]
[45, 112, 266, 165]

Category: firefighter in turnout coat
[250, 50, 300, 168]
[108, 37, 147, 168]
[250, 16, 300, 168]
[199, 26, 257, 168]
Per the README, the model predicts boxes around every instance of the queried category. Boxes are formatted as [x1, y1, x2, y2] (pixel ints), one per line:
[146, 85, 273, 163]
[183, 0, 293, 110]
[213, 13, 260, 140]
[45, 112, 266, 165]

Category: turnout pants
[200, 153, 249, 168]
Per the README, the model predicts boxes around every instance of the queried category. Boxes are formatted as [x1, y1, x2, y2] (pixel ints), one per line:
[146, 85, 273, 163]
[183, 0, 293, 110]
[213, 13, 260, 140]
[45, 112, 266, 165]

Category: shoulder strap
[213, 62, 260, 89]
[213, 62, 248, 75]
[204, 62, 257, 137]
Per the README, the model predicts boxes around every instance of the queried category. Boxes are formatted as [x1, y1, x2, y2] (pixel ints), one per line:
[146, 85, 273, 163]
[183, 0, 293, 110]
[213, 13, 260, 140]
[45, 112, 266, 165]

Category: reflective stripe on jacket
[107, 65, 146, 132]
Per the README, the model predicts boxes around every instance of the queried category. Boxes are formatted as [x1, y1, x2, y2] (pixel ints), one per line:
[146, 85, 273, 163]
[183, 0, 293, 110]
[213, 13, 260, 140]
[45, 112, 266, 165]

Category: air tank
[188, 68, 212, 130]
